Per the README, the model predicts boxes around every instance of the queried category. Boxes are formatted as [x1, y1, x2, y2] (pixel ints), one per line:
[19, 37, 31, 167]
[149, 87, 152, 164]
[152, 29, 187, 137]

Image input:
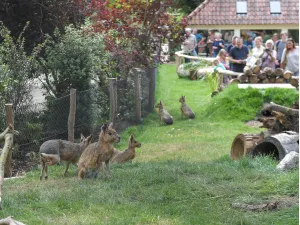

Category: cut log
[274, 68, 284, 77]
[275, 77, 285, 83]
[250, 131, 299, 160]
[259, 78, 269, 83]
[237, 74, 247, 83]
[283, 71, 293, 80]
[252, 65, 261, 74]
[257, 73, 267, 80]
[290, 76, 299, 88]
[262, 67, 273, 77]
[269, 77, 276, 83]
[243, 66, 252, 76]
[248, 74, 259, 83]
[231, 133, 263, 160]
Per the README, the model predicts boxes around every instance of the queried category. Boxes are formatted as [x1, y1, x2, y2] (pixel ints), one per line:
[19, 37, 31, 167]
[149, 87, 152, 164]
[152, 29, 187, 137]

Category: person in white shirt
[281, 38, 299, 76]
[182, 28, 197, 63]
[251, 36, 265, 66]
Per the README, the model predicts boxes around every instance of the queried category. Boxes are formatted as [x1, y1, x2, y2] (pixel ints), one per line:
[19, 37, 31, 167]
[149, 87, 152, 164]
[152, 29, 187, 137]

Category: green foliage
[206, 71, 218, 92]
[182, 60, 210, 71]
[205, 85, 299, 121]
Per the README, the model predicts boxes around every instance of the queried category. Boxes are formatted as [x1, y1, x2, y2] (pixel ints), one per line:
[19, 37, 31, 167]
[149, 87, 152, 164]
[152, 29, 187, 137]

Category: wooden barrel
[250, 131, 299, 160]
[230, 133, 262, 160]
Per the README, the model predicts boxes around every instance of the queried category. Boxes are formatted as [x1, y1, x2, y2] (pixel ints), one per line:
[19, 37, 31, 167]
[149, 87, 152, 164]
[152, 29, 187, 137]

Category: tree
[75, 0, 188, 75]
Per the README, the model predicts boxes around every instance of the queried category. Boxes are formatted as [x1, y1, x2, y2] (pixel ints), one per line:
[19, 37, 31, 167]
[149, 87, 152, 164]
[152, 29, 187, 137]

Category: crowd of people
[182, 28, 299, 83]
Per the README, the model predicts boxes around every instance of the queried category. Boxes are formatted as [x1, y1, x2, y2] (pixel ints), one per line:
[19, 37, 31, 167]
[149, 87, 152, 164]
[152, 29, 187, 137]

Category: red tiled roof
[188, 0, 299, 25]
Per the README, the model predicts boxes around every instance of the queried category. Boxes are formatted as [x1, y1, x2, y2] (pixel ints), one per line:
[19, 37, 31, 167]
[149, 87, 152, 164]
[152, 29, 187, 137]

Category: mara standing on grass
[281, 38, 299, 76]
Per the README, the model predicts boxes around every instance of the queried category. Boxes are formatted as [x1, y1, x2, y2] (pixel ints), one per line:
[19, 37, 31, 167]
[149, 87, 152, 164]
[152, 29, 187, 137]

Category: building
[187, 0, 299, 43]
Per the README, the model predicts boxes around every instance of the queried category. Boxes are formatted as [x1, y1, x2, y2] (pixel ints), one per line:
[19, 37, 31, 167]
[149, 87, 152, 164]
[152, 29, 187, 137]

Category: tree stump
[250, 131, 299, 160]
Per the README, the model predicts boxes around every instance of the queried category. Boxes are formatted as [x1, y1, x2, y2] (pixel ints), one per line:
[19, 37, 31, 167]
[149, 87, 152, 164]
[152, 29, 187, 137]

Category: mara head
[179, 96, 186, 103]
[128, 134, 142, 148]
[100, 123, 121, 143]
[80, 134, 93, 147]
[155, 101, 163, 108]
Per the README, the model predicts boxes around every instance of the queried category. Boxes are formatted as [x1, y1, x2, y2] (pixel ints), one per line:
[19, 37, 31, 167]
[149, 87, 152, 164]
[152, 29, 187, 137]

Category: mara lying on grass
[155, 101, 173, 125]
[179, 95, 195, 119]
[77, 123, 120, 179]
[111, 134, 141, 164]
[39, 134, 92, 180]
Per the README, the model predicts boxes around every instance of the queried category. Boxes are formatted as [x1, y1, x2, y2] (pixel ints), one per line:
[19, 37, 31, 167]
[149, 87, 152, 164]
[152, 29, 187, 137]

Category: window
[270, 0, 281, 14]
[236, 1, 247, 15]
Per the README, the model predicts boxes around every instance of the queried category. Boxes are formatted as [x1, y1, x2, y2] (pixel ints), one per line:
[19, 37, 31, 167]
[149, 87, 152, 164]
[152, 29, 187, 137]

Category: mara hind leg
[63, 162, 71, 176]
[40, 159, 46, 180]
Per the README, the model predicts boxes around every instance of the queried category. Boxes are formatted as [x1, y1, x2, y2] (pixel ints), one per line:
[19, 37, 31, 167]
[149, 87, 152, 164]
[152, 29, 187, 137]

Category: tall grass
[0, 64, 298, 225]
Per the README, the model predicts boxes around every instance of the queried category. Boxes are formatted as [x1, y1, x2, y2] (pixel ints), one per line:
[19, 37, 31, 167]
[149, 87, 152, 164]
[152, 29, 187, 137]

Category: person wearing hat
[182, 28, 197, 63]
[275, 32, 288, 68]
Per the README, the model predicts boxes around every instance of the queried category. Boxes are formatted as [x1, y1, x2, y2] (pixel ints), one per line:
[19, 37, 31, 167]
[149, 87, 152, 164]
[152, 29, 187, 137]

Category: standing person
[193, 28, 203, 56]
[261, 40, 277, 70]
[228, 37, 249, 72]
[212, 32, 225, 57]
[252, 36, 265, 66]
[182, 28, 197, 63]
[275, 32, 288, 68]
[281, 38, 299, 76]
[272, 33, 279, 46]
[205, 30, 215, 57]
[227, 36, 237, 70]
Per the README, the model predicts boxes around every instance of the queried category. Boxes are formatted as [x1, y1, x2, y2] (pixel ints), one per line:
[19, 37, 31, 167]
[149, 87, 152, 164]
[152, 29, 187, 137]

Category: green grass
[0, 64, 298, 225]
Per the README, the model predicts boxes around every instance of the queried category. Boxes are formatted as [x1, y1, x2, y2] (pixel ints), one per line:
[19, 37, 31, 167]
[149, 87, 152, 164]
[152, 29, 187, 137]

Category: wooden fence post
[134, 69, 142, 124]
[109, 78, 117, 126]
[68, 88, 76, 142]
[148, 54, 158, 112]
[4, 104, 13, 178]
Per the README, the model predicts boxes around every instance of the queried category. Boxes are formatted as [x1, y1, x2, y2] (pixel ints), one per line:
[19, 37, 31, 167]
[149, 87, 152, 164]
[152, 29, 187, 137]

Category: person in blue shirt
[228, 37, 249, 72]
[212, 32, 225, 57]
[193, 28, 203, 55]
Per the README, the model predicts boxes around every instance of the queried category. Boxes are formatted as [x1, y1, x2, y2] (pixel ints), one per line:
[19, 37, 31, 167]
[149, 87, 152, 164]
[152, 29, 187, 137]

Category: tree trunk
[250, 131, 299, 160]
[0, 131, 14, 209]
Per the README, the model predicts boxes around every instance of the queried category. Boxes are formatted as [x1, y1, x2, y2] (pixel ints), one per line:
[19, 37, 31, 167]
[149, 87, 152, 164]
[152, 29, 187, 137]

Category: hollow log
[283, 71, 293, 80]
[250, 131, 299, 160]
[290, 76, 299, 88]
[248, 74, 259, 83]
[252, 65, 261, 74]
[243, 66, 252, 76]
[274, 68, 284, 77]
[237, 74, 247, 83]
[231, 133, 264, 160]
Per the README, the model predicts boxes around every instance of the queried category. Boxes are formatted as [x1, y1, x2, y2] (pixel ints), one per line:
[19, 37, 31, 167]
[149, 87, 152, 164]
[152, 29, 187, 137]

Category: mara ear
[108, 122, 114, 129]
[102, 123, 109, 132]
[130, 134, 134, 141]
[80, 134, 85, 141]
[87, 134, 93, 143]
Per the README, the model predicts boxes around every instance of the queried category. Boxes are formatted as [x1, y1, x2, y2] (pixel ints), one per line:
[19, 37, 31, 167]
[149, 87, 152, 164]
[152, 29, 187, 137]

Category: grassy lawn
[0, 64, 298, 225]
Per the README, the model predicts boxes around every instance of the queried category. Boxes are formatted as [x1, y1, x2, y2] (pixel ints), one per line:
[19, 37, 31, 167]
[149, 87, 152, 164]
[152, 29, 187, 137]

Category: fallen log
[230, 133, 264, 160]
[250, 131, 299, 160]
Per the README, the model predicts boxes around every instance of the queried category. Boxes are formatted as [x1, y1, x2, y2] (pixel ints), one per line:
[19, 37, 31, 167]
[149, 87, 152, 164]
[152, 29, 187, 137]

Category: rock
[276, 151, 299, 171]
